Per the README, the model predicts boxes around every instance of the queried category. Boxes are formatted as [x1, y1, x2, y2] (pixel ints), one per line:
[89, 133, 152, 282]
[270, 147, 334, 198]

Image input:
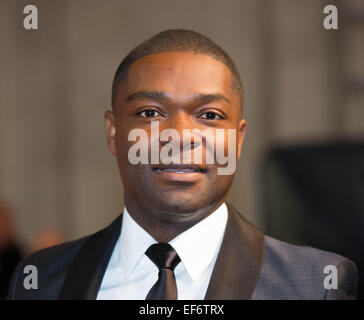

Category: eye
[137, 109, 162, 118]
[199, 111, 224, 120]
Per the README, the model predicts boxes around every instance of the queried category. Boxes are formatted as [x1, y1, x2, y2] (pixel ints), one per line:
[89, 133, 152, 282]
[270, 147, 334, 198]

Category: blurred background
[0, 0, 363, 299]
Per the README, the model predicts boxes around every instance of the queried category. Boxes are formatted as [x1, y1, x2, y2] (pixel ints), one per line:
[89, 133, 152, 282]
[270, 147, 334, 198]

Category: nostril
[182, 141, 201, 151]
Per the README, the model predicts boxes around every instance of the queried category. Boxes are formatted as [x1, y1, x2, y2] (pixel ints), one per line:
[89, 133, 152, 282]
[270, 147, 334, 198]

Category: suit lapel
[59, 214, 122, 299]
[204, 203, 265, 299]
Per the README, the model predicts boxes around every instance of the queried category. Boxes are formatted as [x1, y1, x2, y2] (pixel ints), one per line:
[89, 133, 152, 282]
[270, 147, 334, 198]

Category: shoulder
[7, 234, 92, 300]
[253, 235, 358, 299]
[7, 214, 123, 300]
[264, 235, 348, 269]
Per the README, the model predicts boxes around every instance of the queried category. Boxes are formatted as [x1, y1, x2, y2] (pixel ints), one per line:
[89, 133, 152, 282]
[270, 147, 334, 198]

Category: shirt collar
[170, 202, 228, 281]
[120, 208, 157, 279]
[120, 203, 228, 281]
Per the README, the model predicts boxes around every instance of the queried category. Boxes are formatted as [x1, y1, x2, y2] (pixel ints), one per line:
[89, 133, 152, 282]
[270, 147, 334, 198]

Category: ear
[237, 118, 247, 160]
[104, 110, 117, 155]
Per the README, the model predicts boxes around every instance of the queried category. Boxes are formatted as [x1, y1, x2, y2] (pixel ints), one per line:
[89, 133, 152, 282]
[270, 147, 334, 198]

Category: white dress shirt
[97, 202, 228, 300]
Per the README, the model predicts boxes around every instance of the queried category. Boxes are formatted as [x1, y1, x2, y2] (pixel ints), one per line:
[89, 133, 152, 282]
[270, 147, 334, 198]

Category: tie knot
[145, 243, 181, 270]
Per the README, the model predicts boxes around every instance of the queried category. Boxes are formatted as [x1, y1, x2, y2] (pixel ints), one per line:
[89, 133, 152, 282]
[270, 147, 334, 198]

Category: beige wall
[1, 0, 363, 247]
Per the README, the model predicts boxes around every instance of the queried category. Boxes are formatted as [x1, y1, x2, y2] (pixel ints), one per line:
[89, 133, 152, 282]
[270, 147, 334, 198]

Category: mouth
[152, 164, 207, 182]
[152, 164, 207, 173]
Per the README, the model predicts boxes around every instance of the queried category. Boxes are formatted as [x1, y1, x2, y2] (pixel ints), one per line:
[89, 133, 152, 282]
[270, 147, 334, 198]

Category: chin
[151, 191, 212, 215]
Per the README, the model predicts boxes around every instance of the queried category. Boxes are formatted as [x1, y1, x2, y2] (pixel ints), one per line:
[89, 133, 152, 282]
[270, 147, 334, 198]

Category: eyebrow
[126, 91, 231, 105]
[127, 91, 168, 102]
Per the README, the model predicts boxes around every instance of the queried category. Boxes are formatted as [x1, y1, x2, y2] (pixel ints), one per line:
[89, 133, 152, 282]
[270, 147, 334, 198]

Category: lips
[155, 168, 202, 173]
[151, 164, 207, 183]
[152, 164, 207, 173]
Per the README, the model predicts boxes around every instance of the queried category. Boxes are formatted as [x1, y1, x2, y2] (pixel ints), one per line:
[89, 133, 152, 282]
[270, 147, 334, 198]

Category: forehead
[123, 52, 236, 102]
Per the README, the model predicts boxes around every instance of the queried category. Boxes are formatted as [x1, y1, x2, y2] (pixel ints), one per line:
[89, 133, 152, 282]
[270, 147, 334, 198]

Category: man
[7, 29, 358, 300]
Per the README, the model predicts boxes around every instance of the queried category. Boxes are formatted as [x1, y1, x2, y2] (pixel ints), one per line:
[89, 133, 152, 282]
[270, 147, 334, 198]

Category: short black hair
[112, 29, 243, 112]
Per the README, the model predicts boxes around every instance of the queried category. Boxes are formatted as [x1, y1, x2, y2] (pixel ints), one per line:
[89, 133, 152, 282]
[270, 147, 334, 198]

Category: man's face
[105, 52, 246, 219]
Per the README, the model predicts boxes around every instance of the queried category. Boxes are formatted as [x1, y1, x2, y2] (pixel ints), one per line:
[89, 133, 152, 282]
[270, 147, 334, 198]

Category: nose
[159, 111, 200, 151]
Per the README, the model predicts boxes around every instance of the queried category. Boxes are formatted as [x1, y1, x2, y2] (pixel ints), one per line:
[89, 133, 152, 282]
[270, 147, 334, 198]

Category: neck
[124, 196, 225, 242]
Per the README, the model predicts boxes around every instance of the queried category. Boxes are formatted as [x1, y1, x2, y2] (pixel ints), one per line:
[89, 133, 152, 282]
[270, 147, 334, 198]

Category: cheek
[217, 174, 235, 195]
[115, 123, 135, 155]
[214, 129, 237, 156]
[115, 134, 138, 186]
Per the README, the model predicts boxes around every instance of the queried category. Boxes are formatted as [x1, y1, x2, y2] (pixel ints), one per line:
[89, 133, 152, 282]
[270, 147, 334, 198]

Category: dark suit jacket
[7, 203, 358, 299]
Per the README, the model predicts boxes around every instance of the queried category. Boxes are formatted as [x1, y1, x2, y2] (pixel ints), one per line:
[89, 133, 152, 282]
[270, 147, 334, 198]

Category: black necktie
[145, 243, 181, 300]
